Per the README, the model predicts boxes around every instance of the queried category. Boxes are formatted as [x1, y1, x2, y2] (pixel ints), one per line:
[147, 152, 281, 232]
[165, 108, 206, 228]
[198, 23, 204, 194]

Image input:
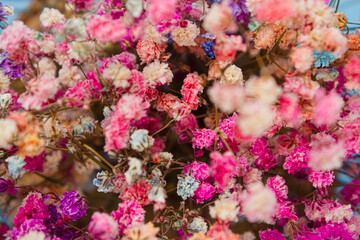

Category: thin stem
[45, 146, 69, 152]
[152, 119, 175, 136]
[83, 144, 118, 173]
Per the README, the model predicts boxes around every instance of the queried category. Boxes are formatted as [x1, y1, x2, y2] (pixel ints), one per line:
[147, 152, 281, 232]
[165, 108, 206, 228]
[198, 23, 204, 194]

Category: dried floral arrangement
[0, 0, 359, 239]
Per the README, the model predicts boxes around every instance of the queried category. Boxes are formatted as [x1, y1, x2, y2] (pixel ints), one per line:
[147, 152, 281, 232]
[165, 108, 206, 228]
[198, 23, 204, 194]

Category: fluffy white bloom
[0, 70, 10, 92]
[237, 100, 275, 138]
[187, 217, 208, 234]
[59, 66, 83, 87]
[171, 21, 200, 47]
[148, 185, 167, 203]
[38, 57, 57, 77]
[65, 19, 88, 40]
[18, 231, 46, 240]
[209, 198, 239, 222]
[39, 8, 65, 29]
[67, 41, 96, 62]
[208, 83, 245, 114]
[221, 65, 244, 85]
[143, 60, 173, 87]
[130, 129, 150, 152]
[203, 2, 237, 36]
[125, 157, 143, 184]
[145, 20, 167, 44]
[245, 75, 282, 105]
[241, 182, 277, 224]
[0, 119, 17, 149]
[38, 38, 56, 54]
[102, 61, 131, 88]
[0, 93, 12, 108]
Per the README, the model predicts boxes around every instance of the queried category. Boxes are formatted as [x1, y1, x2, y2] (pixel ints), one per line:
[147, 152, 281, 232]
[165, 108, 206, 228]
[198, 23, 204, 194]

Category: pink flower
[111, 200, 145, 236]
[322, 27, 347, 56]
[210, 151, 239, 192]
[156, 93, 191, 121]
[283, 146, 309, 174]
[0, 21, 34, 63]
[184, 161, 210, 181]
[341, 179, 360, 206]
[278, 93, 301, 125]
[118, 179, 152, 206]
[181, 74, 204, 109]
[88, 212, 119, 240]
[259, 229, 285, 240]
[146, 0, 177, 24]
[192, 128, 216, 150]
[136, 40, 167, 64]
[104, 114, 130, 152]
[19, 77, 60, 111]
[128, 70, 147, 96]
[250, 0, 295, 23]
[14, 193, 49, 227]
[64, 77, 102, 107]
[308, 169, 334, 188]
[193, 182, 216, 204]
[174, 114, 198, 142]
[87, 15, 127, 42]
[344, 55, 360, 90]
[116, 94, 150, 121]
[266, 176, 288, 200]
[313, 89, 344, 127]
[290, 47, 314, 72]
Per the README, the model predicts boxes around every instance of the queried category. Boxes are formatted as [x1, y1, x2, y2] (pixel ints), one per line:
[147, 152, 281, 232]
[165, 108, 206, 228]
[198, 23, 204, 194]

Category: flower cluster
[0, 0, 359, 239]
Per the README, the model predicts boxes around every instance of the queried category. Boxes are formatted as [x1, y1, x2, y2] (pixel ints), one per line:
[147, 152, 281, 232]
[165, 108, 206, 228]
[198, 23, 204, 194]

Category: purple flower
[0, 52, 24, 80]
[59, 190, 88, 221]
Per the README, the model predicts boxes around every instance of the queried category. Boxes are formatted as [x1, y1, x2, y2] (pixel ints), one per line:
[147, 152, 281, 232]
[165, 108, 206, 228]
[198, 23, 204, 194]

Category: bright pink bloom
[14, 193, 49, 227]
[64, 77, 102, 107]
[0, 21, 34, 63]
[308, 169, 335, 188]
[111, 200, 145, 236]
[283, 146, 309, 174]
[266, 176, 288, 200]
[87, 15, 127, 42]
[181, 74, 204, 110]
[184, 161, 210, 181]
[146, 0, 177, 24]
[104, 114, 130, 152]
[259, 229, 285, 240]
[344, 55, 360, 90]
[210, 151, 239, 192]
[156, 93, 191, 121]
[115, 94, 150, 121]
[313, 89, 344, 127]
[174, 114, 198, 142]
[192, 128, 216, 150]
[193, 182, 216, 204]
[88, 212, 119, 240]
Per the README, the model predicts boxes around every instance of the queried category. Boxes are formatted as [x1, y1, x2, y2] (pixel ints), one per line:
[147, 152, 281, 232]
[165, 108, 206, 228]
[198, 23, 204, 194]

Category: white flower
[38, 57, 57, 78]
[237, 100, 275, 138]
[130, 129, 149, 152]
[102, 61, 131, 88]
[245, 75, 282, 105]
[0, 93, 12, 109]
[67, 41, 96, 62]
[187, 217, 208, 234]
[209, 198, 239, 222]
[0, 119, 17, 149]
[143, 60, 173, 87]
[221, 65, 244, 85]
[171, 21, 200, 47]
[59, 66, 83, 87]
[125, 157, 143, 184]
[18, 231, 46, 240]
[241, 182, 277, 224]
[148, 185, 167, 203]
[145, 20, 167, 44]
[39, 8, 65, 28]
